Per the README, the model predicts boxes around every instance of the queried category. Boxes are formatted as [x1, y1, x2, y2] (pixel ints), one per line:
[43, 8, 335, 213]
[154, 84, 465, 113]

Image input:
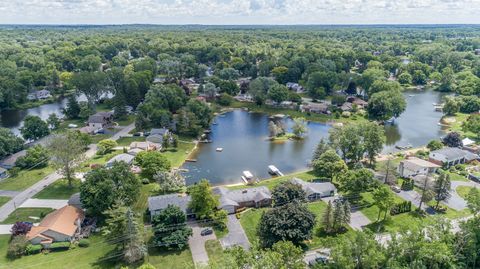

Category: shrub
[48, 242, 70, 251]
[7, 235, 28, 259]
[25, 244, 42, 255]
[11, 222, 33, 236]
[401, 179, 414, 191]
[78, 239, 90, 248]
[390, 201, 412, 216]
[142, 178, 150, 184]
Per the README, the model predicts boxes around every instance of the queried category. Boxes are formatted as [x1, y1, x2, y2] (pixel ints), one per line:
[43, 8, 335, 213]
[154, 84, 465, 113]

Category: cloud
[0, 0, 479, 24]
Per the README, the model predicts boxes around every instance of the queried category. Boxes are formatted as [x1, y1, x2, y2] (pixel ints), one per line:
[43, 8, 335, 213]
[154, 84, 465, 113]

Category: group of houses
[147, 177, 337, 218]
[300, 96, 368, 115]
[398, 147, 479, 187]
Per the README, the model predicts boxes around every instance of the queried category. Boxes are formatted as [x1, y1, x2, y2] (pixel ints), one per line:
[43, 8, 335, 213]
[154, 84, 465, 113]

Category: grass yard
[457, 185, 474, 199]
[239, 208, 265, 243]
[116, 136, 146, 147]
[444, 113, 478, 140]
[228, 170, 317, 191]
[89, 134, 112, 144]
[162, 141, 196, 168]
[0, 197, 10, 207]
[115, 115, 136, 126]
[205, 240, 225, 266]
[0, 166, 55, 191]
[81, 150, 123, 170]
[147, 247, 195, 269]
[0, 208, 55, 224]
[134, 183, 160, 219]
[33, 179, 81, 199]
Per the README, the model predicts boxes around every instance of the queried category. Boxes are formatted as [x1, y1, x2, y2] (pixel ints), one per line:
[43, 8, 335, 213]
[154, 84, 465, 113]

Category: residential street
[19, 198, 68, 209]
[220, 214, 250, 250]
[0, 190, 21, 198]
[0, 123, 135, 222]
[188, 222, 217, 265]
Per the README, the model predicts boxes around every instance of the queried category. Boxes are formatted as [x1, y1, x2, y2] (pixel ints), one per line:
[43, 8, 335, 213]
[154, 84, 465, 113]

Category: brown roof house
[26, 205, 84, 246]
[212, 186, 272, 214]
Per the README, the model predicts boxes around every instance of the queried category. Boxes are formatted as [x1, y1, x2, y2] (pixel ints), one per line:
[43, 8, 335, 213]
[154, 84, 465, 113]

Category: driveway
[349, 209, 371, 230]
[188, 222, 217, 265]
[445, 181, 480, 211]
[394, 189, 425, 209]
[220, 214, 250, 250]
[19, 198, 68, 209]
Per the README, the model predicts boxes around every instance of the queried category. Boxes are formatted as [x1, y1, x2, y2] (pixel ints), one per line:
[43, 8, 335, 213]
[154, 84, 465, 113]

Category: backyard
[0, 166, 55, 191]
[33, 179, 81, 199]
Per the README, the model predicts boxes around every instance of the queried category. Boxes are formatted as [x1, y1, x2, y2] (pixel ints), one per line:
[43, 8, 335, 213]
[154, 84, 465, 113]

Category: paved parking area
[220, 214, 250, 250]
[19, 198, 68, 209]
[446, 181, 480, 211]
[188, 222, 216, 265]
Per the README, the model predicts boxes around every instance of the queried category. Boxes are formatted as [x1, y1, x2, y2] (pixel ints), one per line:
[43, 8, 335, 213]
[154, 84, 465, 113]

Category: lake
[183, 90, 447, 185]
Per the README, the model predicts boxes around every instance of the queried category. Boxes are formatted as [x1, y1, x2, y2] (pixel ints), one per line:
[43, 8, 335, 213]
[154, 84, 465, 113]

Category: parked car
[200, 228, 213, 236]
[68, 124, 78, 128]
[133, 132, 142, 137]
[143, 131, 151, 137]
[391, 185, 401, 193]
[95, 128, 105, 134]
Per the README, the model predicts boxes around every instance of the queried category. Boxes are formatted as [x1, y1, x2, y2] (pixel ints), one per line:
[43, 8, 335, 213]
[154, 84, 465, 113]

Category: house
[179, 79, 198, 95]
[148, 194, 194, 220]
[301, 102, 330, 114]
[286, 82, 305, 93]
[105, 153, 135, 168]
[340, 102, 354, 112]
[398, 157, 440, 178]
[291, 178, 337, 201]
[36, 89, 52, 100]
[146, 128, 170, 145]
[429, 147, 479, 168]
[347, 96, 368, 109]
[153, 76, 167, 84]
[68, 193, 83, 209]
[0, 167, 8, 179]
[87, 111, 113, 130]
[129, 141, 156, 151]
[462, 138, 480, 153]
[212, 186, 272, 214]
[26, 205, 84, 246]
[0, 150, 27, 169]
[78, 126, 97, 135]
[27, 92, 37, 101]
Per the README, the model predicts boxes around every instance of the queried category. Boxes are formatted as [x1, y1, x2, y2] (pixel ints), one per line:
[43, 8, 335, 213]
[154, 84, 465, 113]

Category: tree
[330, 231, 385, 268]
[268, 84, 289, 103]
[307, 71, 337, 95]
[0, 128, 24, 159]
[71, 71, 107, 109]
[63, 95, 81, 119]
[329, 124, 364, 164]
[463, 114, 480, 139]
[361, 122, 386, 165]
[442, 132, 463, 147]
[322, 201, 334, 233]
[359, 68, 388, 93]
[271, 181, 306, 206]
[20, 115, 50, 141]
[11, 222, 32, 236]
[186, 99, 212, 128]
[433, 173, 451, 209]
[80, 162, 140, 218]
[338, 168, 376, 195]
[292, 117, 307, 138]
[248, 77, 277, 105]
[443, 96, 459, 116]
[97, 139, 117, 155]
[268, 121, 279, 137]
[154, 170, 186, 194]
[152, 205, 192, 249]
[188, 179, 219, 219]
[312, 150, 347, 181]
[7, 235, 28, 259]
[15, 145, 49, 169]
[367, 90, 406, 121]
[46, 113, 61, 130]
[175, 108, 202, 136]
[48, 132, 85, 187]
[418, 175, 434, 210]
[398, 72, 412, 85]
[427, 140, 444, 151]
[258, 202, 315, 247]
[372, 185, 395, 220]
[134, 151, 171, 181]
[439, 66, 454, 92]
[312, 138, 330, 161]
[466, 188, 480, 216]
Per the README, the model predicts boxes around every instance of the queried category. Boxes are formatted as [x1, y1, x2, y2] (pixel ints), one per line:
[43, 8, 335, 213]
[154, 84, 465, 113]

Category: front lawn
[147, 247, 195, 269]
[0, 208, 55, 224]
[115, 115, 135, 126]
[0, 166, 55, 191]
[116, 136, 146, 147]
[205, 240, 225, 266]
[0, 197, 10, 208]
[33, 179, 81, 199]
[162, 141, 196, 168]
[81, 150, 123, 169]
[457, 185, 474, 199]
[239, 208, 265, 243]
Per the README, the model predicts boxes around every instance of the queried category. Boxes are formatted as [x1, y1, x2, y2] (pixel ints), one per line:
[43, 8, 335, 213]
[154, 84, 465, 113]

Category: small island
[268, 117, 307, 141]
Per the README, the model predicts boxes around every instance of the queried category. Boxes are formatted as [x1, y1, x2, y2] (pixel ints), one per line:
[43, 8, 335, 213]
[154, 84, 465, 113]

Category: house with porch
[429, 147, 478, 168]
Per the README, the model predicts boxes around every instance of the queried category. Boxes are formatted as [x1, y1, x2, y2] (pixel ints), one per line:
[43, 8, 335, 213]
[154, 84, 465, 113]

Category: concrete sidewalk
[19, 198, 68, 209]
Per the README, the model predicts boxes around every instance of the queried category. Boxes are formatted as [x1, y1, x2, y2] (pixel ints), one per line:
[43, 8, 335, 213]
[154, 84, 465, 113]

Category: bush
[15, 145, 49, 169]
[7, 235, 28, 259]
[78, 239, 90, 248]
[25, 244, 42, 255]
[401, 179, 414, 191]
[11, 222, 33, 236]
[142, 178, 150, 184]
[48, 242, 70, 251]
[216, 93, 234, 106]
[390, 201, 412, 216]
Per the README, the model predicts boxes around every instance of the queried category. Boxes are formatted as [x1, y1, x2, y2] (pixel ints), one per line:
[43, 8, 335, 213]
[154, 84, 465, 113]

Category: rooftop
[401, 157, 440, 169]
[212, 186, 272, 207]
[148, 194, 191, 214]
[26, 205, 84, 240]
[291, 178, 337, 196]
[430, 147, 474, 160]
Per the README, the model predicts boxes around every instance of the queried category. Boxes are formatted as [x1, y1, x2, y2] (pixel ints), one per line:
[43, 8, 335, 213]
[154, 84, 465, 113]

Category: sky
[0, 0, 480, 25]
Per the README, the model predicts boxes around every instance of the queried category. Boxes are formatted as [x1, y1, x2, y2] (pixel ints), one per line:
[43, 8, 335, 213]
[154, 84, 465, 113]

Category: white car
[68, 124, 78, 128]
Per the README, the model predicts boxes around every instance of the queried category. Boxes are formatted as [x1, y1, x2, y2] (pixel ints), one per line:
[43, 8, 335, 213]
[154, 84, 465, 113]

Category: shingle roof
[401, 157, 440, 170]
[26, 205, 84, 240]
[430, 147, 472, 161]
[212, 186, 272, 207]
[291, 178, 336, 196]
[106, 154, 135, 166]
[148, 194, 191, 214]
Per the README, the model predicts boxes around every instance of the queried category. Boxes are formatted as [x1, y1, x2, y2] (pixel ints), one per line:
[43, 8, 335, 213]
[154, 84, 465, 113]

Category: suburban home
[105, 153, 135, 168]
[429, 147, 479, 168]
[68, 193, 83, 209]
[291, 178, 337, 201]
[78, 126, 97, 135]
[462, 138, 479, 153]
[301, 103, 330, 114]
[179, 78, 198, 95]
[212, 186, 272, 214]
[347, 96, 368, 109]
[146, 128, 170, 145]
[398, 157, 440, 178]
[129, 141, 156, 151]
[340, 102, 354, 112]
[148, 194, 194, 220]
[87, 111, 114, 130]
[0, 167, 8, 179]
[36, 89, 52, 100]
[26, 205, 84, 246]
[286, 82, 305, 93]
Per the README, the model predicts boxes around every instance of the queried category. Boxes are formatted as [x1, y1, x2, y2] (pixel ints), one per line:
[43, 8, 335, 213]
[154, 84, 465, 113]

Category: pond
[183, 89, 447, 185]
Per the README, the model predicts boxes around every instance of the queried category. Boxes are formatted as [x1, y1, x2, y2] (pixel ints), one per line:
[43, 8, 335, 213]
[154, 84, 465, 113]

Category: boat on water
[241, 170, 257, 184]
[395, 144, 413, 150]
[408, 94, 415, 97]
[268, 165, 284, 176]
[216, 147, 223, 152]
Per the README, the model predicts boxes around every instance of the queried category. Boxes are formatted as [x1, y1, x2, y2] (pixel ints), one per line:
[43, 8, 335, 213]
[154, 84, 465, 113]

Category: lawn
[33, 179, 81, 199]
[115, 115, 136, 126]
[0, 208, 55, 224]
[445, 171, 469, 182]
[0, 197, 10, 208]
[205, 240, 225, 266]
[81, 150, 123, 170]
[456, 186, 474, 199]
[89, 134, 112, 144]
[162, 141, 196, 168]
[134, 183, 160, 220]
[239, 208, 265, 243]
[444, 113, 478, 140]
[0, 166, 55, 191]
[228, 170, 317, 191]
[147, 247, 194, 269]
[116, 136, 146, 147]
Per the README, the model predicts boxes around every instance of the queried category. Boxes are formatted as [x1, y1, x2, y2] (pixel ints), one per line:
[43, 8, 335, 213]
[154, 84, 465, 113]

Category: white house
[398, 157, 440, 178]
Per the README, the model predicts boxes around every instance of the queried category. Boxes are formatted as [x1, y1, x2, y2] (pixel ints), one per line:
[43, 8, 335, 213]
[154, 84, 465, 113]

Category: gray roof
[150, 128, 169, 136]
[68, 193, 83, 209]
[212, 186, 271, 207]
[88, 111, 113, 124]
[148, 194, 192, 214]
[146, 134, 164, 144]
[430, 147, 475, 161]
[291, 178, 337, 196]
[106, 153, 135, 166]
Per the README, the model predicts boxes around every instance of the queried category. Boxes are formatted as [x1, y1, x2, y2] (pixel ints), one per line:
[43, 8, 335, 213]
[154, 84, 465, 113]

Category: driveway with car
[220, 214, 250, 250]
[188, 222, 217, 265]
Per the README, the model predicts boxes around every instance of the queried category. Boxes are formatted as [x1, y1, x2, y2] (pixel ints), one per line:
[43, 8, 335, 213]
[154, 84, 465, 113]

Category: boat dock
[241, 170, 258, 185]
[268, 165, 284, 176]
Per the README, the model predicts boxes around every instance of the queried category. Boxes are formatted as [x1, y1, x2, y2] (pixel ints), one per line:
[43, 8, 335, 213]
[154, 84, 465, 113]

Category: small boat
[216, 147, 223, 152]
[268, 165, 284, 176]
[241, 170, 257, 184]
[185, 159, 197, 162]
[395, 144, 412, 150]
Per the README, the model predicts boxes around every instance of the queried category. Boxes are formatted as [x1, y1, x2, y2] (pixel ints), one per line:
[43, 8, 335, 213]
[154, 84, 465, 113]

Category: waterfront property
[429, 147, 479, 168]
[212, 186, 272, 214]
[398, 157, 440, 178]
[105, 153, 135, 168]
[26, 205, 84, 246]
[146, 128, 170, 145]
[87, 111, 114, 130]
[290, 178, 337, 201]
[148, 194, 194, 220]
